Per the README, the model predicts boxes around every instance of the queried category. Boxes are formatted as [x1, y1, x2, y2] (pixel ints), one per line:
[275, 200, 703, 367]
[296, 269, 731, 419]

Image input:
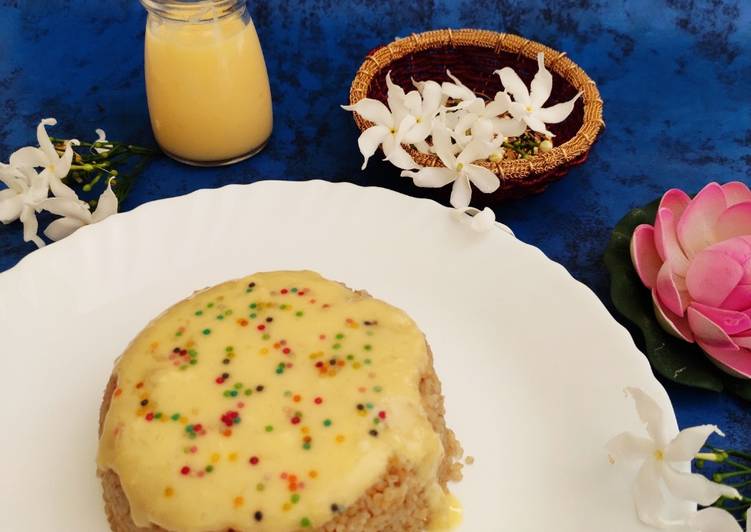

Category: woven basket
[349, 28, 605, 201]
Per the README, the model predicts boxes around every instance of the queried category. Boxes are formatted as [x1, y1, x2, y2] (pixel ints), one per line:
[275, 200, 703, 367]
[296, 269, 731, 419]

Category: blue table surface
[1, 0, 749, 453]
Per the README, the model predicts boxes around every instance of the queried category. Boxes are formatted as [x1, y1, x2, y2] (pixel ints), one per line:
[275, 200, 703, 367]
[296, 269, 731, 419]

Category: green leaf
[604, 199, 751, 401]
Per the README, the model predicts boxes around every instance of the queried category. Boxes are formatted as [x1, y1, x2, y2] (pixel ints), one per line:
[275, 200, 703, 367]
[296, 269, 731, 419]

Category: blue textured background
[1, 0, 749, 455]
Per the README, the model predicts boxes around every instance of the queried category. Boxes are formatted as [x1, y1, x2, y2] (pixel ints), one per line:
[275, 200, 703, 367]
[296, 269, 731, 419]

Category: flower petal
[383, 142, 417, 171]
[0, 163, 23, 185]
[402, 90, 422, 116]
[401, 121, 432, 145]
[722, 181, 751, 207]
[48, 173, 77, 200]
[522, 114, 554, 137]
[40, 197, 91, 220]
[55, 141, 76, 179]
[690, 302, 751, 336]
[94, 128, 110, 154]
[431, 124, 458, 169]
[471, 118, 495, 144]
[342, 98, 392, 127]
[652, 289, 695, 342]
[356, 125, 390, 170]
[535, 92, 582, 124]
[687, 507, 744, 532]
[92, 182, 118, 222]
[656, 261, 690, 316]
[19, 205, 44, 248]
[491, 117, 527, 137]
[470, 207, 496, 232]
[451, 112, 477, 145]
[698, 341, 751, 379]
[25, 168, 50, 204]
[463, 164, 499, 194]
[381, 115, 418, 170]
[386, 72, 408, 123]
[530, 52, 553, 109]
[626, 387, 668, 447]
[442, 70, 476, 102]
[9, 146, 48, 169]
[685, 249, 743, 307]
[655, 207, 690, 275]
[734, 334, 751, 350]
[687, 306, 739, 350]
[44, 216, 85, 241]
[659, 188, 691, 219]
[450, 175, 472, 209]
[715, 202, 751, 242]
[402, 167, 457, 188]
[662, 463, 740, 506]
[633, 460, 667, 528]
[707, 236, 751, 264]
[484, 92, 511, 116]
[420, 80, 443, 116]
[664, 425, 723, 462]
[631, 224, 663, 289]
[496, 67, 531, 106]
[606, 432, 654, 462]
[36, 118, 58, 163]
[721, 284, 751, 311]
[458, 139, 494, 165]
[0, 191, 23, 223]
[676, 182, 727, 258]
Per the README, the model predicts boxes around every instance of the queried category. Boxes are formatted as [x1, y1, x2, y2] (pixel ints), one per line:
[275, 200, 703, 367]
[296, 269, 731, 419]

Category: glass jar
[140, 0, 273, 166]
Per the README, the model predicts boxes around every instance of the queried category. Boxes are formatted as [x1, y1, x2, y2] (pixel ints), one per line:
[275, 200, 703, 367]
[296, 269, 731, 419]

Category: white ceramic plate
[0, 180, 678, 531]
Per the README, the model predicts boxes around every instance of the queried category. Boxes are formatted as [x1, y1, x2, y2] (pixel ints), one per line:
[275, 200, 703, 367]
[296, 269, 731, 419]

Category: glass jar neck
[141, 0, 246, 23]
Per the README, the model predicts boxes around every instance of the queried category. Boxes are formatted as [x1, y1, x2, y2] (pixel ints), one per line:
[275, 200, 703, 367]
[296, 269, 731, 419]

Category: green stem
[51, 136, 158, 155]
[696, 452, 728, 462]
[715, 470, 751, 482]
[712, 448, 751, 462]
[726, 459, 751, 471]
[111, 154, 155, 204]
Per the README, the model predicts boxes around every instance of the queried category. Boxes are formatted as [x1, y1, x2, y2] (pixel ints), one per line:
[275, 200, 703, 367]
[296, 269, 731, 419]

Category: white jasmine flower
[452, 93, 526, 144]
[495, 52, 581, 137]
[398, 78, 443, 145]
[343, 73, 424, 170]
[607, 387, 741, 528]
[401, 124, 499, 208]
[41, 179, 118, 241]
[9, 118, 79, 199]
[0, 164, 49, 248]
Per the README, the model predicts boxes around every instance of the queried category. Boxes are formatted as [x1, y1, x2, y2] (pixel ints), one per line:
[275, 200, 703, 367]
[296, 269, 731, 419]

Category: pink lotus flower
[631, 182, 751, 379]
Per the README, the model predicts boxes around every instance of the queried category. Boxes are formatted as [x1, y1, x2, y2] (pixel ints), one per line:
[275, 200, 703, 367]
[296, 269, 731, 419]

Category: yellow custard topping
[97, 271, 449, 531]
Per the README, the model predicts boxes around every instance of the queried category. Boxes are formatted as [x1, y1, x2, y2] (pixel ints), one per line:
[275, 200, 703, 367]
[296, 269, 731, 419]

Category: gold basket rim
[348, 28, 605, 182]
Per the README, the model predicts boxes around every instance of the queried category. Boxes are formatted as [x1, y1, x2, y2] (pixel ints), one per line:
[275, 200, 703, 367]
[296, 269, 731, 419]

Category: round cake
[97, 270, 463, 531]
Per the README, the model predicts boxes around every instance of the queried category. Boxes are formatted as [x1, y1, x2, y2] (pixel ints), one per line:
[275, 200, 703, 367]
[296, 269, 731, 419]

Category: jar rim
[141, 0, 246, 23]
